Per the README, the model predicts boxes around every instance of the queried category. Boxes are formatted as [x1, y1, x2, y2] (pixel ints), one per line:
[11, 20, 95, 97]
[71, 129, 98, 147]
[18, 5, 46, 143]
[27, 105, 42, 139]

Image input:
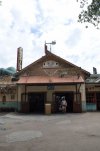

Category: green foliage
[0, 67, 16, 76]
[0, 1, 2, 6]
[77, 0, 100, 28]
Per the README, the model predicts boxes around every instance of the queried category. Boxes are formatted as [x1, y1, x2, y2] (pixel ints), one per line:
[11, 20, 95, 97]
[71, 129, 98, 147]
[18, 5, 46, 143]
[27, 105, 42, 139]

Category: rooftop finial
[45, 41, 56, 52]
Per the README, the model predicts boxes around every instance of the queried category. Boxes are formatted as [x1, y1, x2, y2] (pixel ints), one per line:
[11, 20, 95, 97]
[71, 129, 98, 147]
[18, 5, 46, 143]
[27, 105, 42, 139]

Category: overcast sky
[0, 0, 100, 74]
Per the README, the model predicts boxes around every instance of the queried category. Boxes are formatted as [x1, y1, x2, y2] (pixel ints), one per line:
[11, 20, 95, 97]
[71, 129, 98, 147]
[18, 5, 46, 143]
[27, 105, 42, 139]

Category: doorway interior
[54, 92, 74, 113]
[96, 92, 100, 110]
[28, 92, 46, 113]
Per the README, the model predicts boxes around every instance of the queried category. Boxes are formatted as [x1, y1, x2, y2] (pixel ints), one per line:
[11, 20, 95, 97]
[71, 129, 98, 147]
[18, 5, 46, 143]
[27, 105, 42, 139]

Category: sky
[0, 0, 100, 74]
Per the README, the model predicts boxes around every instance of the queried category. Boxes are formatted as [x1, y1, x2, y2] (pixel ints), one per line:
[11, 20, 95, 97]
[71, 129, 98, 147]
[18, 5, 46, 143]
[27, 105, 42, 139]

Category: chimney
[16, 47, 23, 72]
[93, 67, 97, 74]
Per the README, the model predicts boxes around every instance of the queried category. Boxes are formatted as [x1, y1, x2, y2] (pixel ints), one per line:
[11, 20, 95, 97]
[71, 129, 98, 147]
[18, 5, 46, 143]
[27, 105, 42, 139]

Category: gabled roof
[18, 50, 90, 76]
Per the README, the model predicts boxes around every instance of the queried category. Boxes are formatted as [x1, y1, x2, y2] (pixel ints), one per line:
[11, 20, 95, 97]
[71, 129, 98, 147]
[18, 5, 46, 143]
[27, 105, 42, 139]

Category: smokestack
[93, 67, 97, 74]
[16, 47, 23, 71]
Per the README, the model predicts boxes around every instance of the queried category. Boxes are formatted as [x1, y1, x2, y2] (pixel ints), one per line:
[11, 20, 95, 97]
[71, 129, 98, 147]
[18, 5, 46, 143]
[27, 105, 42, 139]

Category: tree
[77, 0, 100, 28]
[0, 1, 2, 6]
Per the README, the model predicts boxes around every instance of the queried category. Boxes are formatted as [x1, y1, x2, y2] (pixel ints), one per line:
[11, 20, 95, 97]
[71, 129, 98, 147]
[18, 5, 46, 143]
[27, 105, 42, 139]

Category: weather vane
[45, 41, 56, 52]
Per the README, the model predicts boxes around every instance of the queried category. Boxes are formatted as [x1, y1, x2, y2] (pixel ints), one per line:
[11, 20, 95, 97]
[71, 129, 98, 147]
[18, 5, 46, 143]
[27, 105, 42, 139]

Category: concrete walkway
[0, 112, 100, 151]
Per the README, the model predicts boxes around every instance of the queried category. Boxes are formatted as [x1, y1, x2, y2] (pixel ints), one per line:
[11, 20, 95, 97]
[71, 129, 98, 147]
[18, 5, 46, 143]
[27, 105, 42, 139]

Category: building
[0, 76, 17, 111]
[86, 74, 100, 111]
[17, 45, 90, 113]
[0, 45, 100, 114]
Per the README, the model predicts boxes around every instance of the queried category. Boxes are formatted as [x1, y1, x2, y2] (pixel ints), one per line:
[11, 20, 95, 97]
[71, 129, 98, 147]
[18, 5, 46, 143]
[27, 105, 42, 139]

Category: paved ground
[0, 112, 100, 151]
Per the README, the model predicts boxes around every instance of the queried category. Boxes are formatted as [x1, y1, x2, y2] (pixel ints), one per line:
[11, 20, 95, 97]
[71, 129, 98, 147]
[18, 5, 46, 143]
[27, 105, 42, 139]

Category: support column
[80, 83, 86, 112]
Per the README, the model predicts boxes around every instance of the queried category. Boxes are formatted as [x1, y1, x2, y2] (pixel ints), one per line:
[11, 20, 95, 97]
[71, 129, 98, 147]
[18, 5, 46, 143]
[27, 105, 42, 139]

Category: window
[11, 94, 15, 100]
[86, 93, 96, 103]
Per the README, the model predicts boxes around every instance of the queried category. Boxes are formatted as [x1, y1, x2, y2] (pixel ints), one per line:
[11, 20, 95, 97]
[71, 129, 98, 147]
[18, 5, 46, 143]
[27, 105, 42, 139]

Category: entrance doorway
[96, 93, 100, 110]
[54, 92, 74, 113]
[28, 92, 46, 113]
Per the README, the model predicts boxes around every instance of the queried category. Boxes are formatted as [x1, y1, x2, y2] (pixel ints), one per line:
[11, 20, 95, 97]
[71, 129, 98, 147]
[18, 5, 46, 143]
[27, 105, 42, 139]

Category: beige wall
[26, 85, 76, 92]
[27, 86, 47, 92]
[54, 85, 76, 91]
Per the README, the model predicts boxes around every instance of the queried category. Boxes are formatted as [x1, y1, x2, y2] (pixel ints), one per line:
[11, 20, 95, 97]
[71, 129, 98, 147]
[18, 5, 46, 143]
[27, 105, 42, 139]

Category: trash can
[45, 103, 51, 114]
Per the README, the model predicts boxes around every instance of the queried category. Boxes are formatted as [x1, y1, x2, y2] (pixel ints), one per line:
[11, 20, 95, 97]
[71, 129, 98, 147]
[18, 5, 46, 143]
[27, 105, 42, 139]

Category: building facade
[86, 74, 100, 111]
[16, 48, 90, 113]
[0, 47, 100, 114]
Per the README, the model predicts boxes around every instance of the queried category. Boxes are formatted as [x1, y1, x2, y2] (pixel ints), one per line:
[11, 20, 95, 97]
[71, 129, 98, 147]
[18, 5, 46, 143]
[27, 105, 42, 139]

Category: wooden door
[73, 93, 82, 113]
[21, 93, 29, 113]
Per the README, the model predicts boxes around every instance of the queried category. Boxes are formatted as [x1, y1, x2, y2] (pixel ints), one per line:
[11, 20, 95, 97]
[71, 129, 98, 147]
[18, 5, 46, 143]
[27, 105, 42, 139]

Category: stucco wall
[80, 83, 86, 112]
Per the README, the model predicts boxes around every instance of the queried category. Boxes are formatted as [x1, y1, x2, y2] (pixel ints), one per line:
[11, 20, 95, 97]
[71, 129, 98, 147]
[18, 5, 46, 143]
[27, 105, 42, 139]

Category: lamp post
[45, 41, 56, 52]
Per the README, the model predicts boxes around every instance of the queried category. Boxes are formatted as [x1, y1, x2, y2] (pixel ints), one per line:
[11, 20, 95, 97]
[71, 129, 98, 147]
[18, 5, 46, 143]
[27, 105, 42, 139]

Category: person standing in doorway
[61, 96, 67, 113]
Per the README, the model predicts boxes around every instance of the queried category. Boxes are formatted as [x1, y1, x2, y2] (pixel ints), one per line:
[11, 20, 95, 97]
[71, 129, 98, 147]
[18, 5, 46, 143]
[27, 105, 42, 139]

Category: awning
[17, 76, 84, 84]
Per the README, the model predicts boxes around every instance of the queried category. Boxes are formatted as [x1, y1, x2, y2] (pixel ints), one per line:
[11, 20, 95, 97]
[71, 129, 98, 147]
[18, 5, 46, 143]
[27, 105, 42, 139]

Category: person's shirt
[62, 100, 67, 106]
